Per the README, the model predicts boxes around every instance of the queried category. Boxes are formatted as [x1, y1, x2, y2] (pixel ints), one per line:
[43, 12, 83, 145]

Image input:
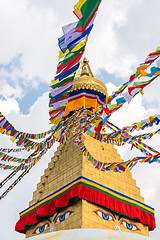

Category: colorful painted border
[15, 176, 155, 233]
[19, 176, 154, 218]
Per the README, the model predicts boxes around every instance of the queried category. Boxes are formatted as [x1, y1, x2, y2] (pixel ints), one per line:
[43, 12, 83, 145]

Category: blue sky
[0, 54, 50, 114]
[0, 0, 160, 239]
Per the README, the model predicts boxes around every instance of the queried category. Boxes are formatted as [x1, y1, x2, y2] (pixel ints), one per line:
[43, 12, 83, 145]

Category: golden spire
[63, 57, 108, 116]
[75, 57, 94, 78]
[71, 57, 108, 96]
[81, 66, 89, 76]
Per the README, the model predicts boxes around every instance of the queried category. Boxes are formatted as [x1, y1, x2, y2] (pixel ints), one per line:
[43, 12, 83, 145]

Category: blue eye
[102, 212, 110, 220]
[39, 226, 45, 233]
[59, 214, 65, 222]
[33, 223, 49, 234]
[121, 221, 139, 231]
[55, 211, 73, 223]
[94, 210, 114, 221]
[126, 223, 133, 230]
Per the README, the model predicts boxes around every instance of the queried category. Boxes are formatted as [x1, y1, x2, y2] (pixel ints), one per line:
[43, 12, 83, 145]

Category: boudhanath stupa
[15, 60, 156, 240]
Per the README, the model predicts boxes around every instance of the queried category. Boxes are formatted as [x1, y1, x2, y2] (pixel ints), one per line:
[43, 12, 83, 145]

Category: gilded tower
[15, 59, 155, 239]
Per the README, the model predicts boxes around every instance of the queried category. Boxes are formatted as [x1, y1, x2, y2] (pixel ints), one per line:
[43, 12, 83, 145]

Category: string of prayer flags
[0, 136, 55, 167]
[0, 152, 26, 164]
[97, 120, 159, 156]
[122, 48, 160, 103]
[0, 148, 25, 153]
[96, 47, 160, 126]
[49, 0, 103, 126]
[0, 170, 19, 188]
[0, 112, 51, 141]
[72, 116, 137, 173]
[121, 115, 160, 133]
[15, 135, 54, 153]
[71, 109, 160, 172]
[138, 140, 160, 155]
[0, 163, 28, 171]
[103, 127, 160, 146]
[0, 169, 29, 200]
[0, 137, 55, 200]
[72, 112, 160, 173]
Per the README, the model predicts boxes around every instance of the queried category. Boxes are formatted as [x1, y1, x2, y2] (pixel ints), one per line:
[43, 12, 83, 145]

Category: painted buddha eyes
[55, 211, 73, 223]
[33, 222, 49, 234]
[33, 211, 73, 235]
[94, 210, 114, 221]
[121, 220, 139, 231]
[32, 210, 139, 235]
[94, 210, 139, 232]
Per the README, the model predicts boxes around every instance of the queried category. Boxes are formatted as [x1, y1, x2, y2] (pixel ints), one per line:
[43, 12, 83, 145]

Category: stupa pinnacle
[64, 58, 107, 116]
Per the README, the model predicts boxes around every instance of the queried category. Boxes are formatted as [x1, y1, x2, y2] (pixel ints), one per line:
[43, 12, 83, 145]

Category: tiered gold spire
[71, 58, 107, 96]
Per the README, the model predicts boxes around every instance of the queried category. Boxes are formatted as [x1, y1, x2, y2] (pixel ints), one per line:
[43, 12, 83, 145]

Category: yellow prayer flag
[51, 79, 59, 84]
[6, 131, 11, 136]
[58, 39, 87, 65]
[122, 161, 129, 168]
[126, 168, 131, 173]
[10, 137, 16, 143]
[53, 129, 61, 139]
[72, 39, 87, 52]
[74, 0, 87, 15]
[49, 107, 54, 111]
[156, 46, 160, 51]
[139, 89, 144, 95]
[51, 117, 61, 126]
[58, 49, 69, 60]
[149, 116, 155, 121]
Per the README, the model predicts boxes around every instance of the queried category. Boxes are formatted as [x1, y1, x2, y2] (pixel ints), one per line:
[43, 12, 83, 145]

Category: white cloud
[0, 0, 60, 80]
[142, 79, 160, 109]
[0, 98, 20, 115]
[7, 92, 50, 132]
[87, 0, 160, 79]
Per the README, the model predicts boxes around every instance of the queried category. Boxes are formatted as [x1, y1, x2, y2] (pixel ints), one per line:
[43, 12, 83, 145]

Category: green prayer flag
[59, 45, 85, 66]
[53, 76, 74, 89]
[77, 0, 102, 28]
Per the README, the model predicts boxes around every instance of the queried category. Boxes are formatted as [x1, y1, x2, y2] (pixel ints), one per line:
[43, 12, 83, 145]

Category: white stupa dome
[26, 229, 157, 240]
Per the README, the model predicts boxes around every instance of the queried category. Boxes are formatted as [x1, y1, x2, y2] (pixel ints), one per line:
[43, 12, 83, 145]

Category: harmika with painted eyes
[31, 210, 74, 235]
[94, 210, 139, 232]
[28, 199, 144, 237]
